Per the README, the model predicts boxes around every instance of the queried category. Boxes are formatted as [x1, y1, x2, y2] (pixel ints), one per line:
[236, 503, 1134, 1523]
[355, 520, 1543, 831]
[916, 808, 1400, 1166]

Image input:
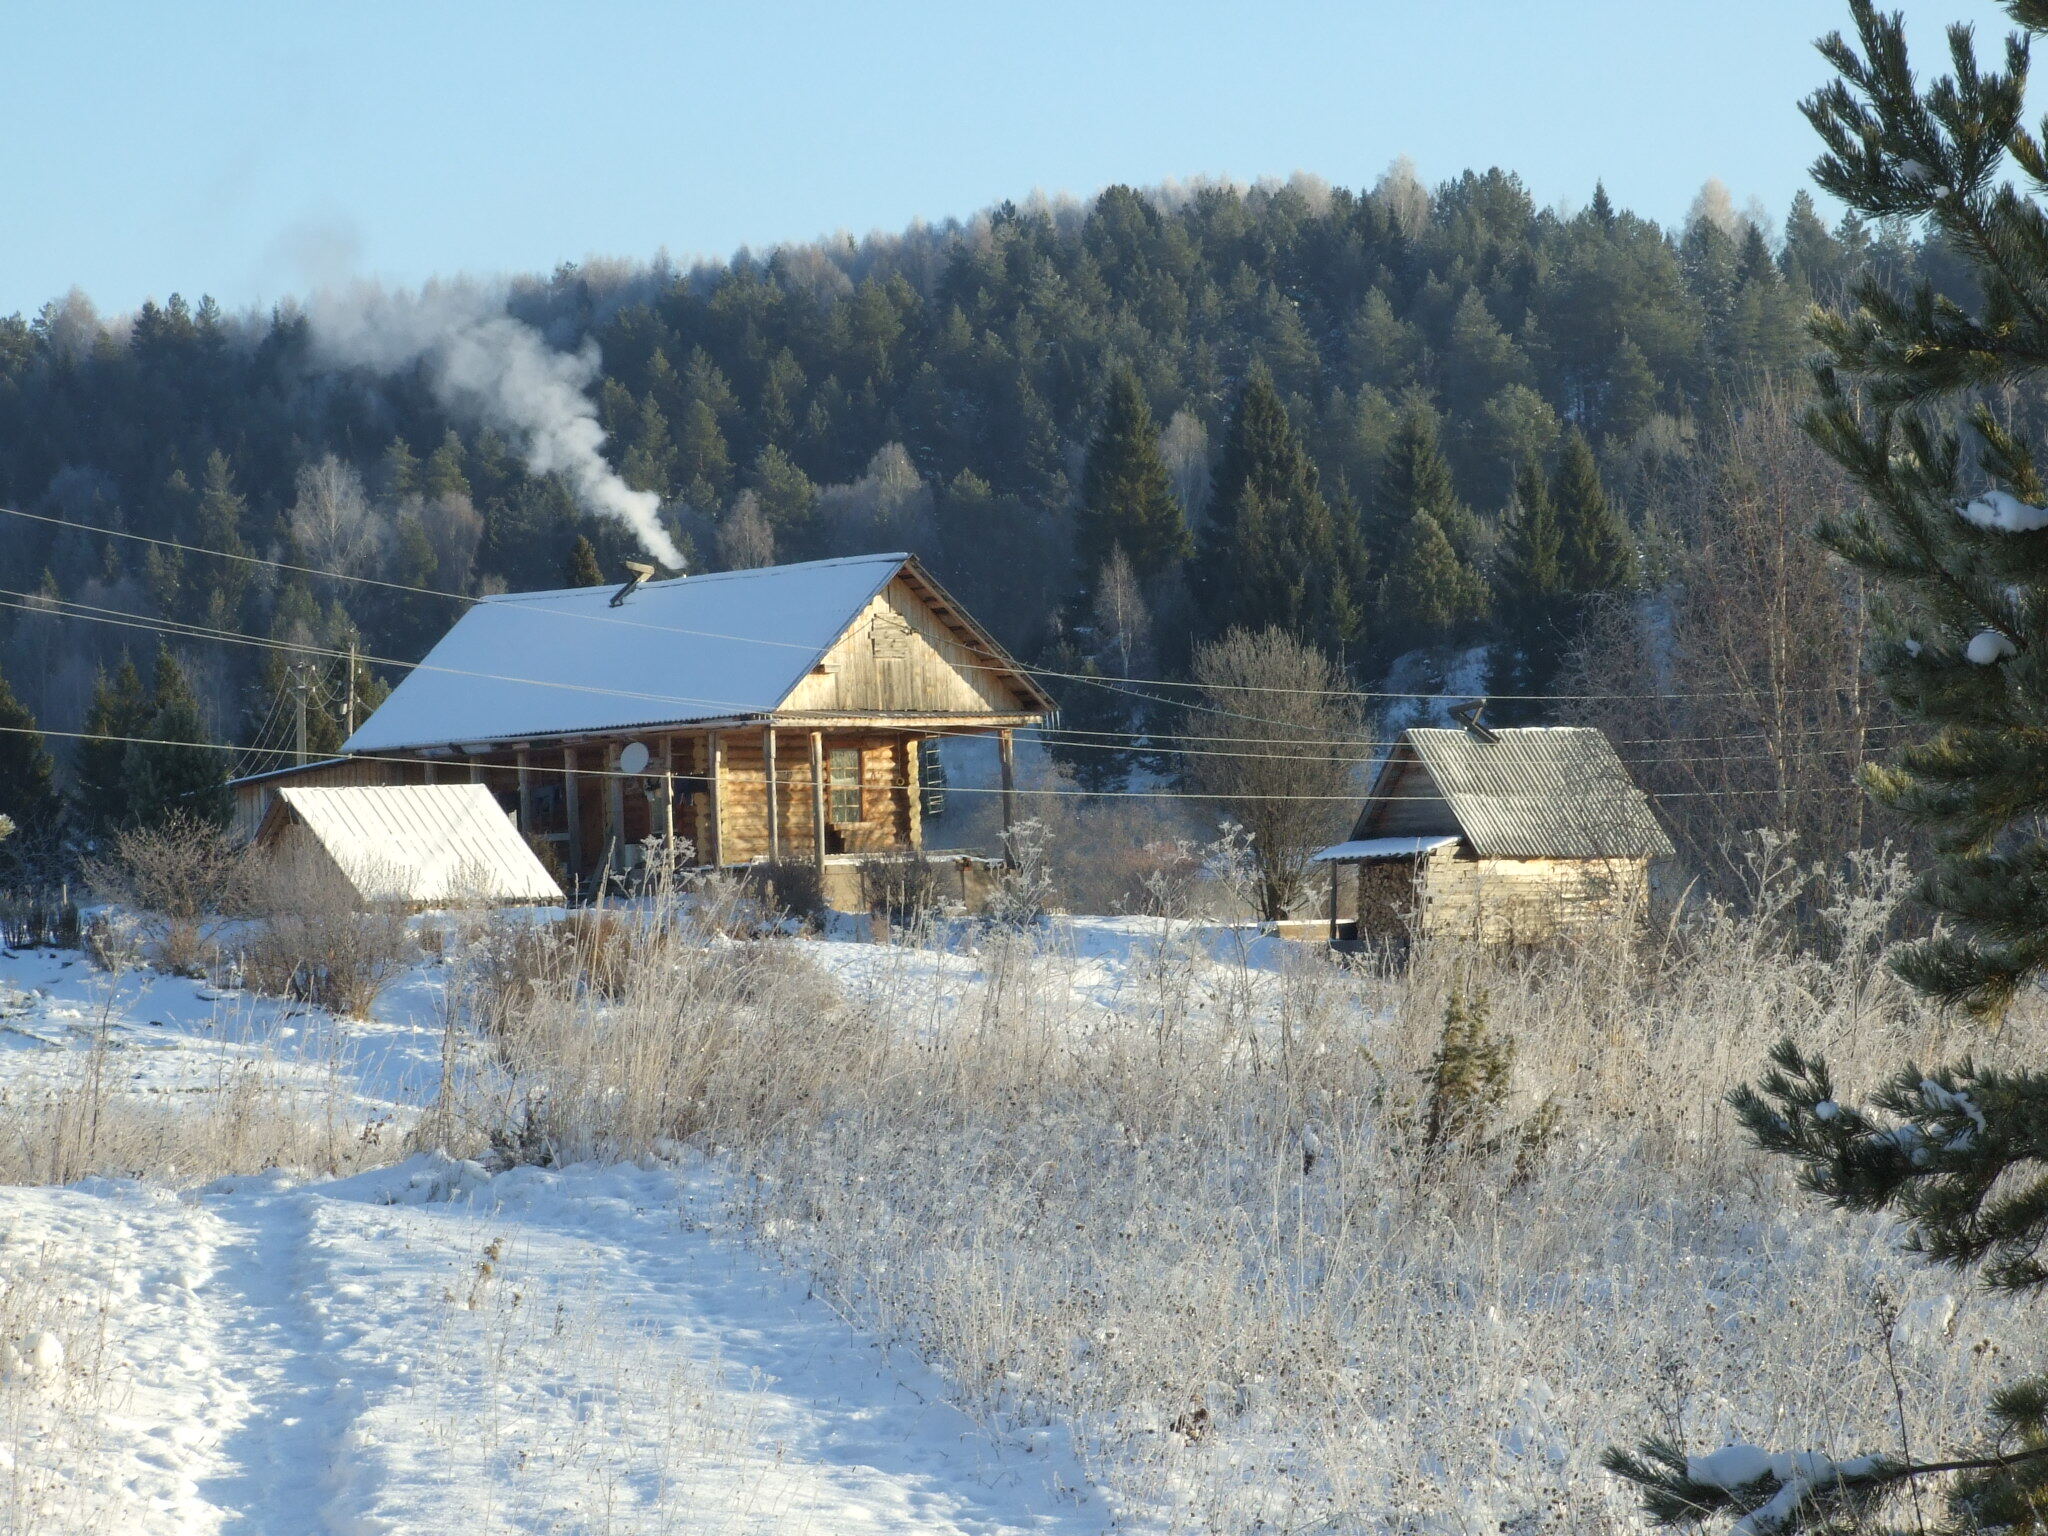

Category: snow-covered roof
[261, 784, 563, 906]
[1311, 835, 1461, 863]
[344, 554, 965, 753]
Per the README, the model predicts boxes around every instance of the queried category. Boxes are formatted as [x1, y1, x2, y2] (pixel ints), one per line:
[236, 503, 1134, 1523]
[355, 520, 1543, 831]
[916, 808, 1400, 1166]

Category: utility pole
[344, 642, 357, 737]
[293, 665, 309, 765]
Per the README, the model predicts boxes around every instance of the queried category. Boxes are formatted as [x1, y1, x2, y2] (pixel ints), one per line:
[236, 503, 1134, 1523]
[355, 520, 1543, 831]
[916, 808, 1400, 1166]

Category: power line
[6, 589, 1910, 783]
[0, 720, 1876, 803]
[2, 503, 1885, 707]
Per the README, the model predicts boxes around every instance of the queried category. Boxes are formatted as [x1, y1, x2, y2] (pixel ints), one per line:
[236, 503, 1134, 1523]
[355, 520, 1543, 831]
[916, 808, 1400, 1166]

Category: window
[829, 747, 863, 825]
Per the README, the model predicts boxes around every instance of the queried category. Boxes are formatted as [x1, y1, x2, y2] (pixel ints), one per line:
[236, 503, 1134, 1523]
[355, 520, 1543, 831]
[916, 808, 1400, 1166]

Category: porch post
[764, 726, 782, 862]
[605, 743, 626, 877]
[904, 736, 923, 853]
[516, 748, 534, 834]
[562, 745, 583, 898]
[1328, 860, 1339, 945]
[707, 732, 725, 867]
[809, 730, 828, 876]
[660, 735, 675, 844]
[997, 727, 1016, 865]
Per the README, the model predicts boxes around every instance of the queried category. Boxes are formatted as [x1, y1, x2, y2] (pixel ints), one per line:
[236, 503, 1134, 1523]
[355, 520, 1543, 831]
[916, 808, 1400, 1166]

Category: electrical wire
[5, 589, 1908, 781]
[0, 720, 1876, 803]
[1, 503, 1890, 707]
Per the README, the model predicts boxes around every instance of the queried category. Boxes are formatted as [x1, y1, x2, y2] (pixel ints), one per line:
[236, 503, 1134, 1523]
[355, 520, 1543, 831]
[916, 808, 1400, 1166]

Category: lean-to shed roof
[261, 784, 563, 905]
[342, 553, 1046, 753]
[1361, 726, 1673, 860]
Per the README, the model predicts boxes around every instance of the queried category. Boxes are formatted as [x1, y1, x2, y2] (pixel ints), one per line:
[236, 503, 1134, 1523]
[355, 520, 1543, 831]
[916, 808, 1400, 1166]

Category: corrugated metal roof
[344, 554, 907, 752]
[1312, 835, 1460, 862]
[266, 784, 563, 905]
[1397, 726, 1674, 861]
[340, 552, 1050, 754]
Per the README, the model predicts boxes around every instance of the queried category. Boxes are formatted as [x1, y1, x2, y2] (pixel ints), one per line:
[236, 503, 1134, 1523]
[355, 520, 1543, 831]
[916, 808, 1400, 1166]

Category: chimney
[1450, 699, 1498, 744]
[609, 560, 656, 608]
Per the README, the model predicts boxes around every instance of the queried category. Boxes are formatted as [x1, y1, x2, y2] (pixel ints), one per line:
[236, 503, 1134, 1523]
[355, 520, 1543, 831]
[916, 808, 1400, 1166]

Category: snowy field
[0, 931, 1107, 1536]
[2, 895, 2044, 1534]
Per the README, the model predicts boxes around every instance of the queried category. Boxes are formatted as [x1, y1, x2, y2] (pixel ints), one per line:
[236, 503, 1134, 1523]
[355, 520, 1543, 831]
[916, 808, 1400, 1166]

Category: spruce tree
[1382, 510, 1489, 640]
[1075, 367, 1191, 584]
[1551, 428, 1634, 597]
[1494, 455, 1568, 705]
[0, 662, 60, 872]
[425, 430, 470, 503]
[1372, 407, 1486, 641]
[123, 646, 228, 829]
[1602, 335, 1660, 441]
[1198, 369, 1360, 657]
[192, 451, 251, 630]
[382, 435, 421, 499]
[75, 658, 149, 841]
[566, 535, 604, 588]
[1609, 7, 2048, 1530]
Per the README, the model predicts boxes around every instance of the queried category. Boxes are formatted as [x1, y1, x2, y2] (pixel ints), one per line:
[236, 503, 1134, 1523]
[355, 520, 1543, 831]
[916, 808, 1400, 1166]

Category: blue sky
[4, 0, 2019, 318]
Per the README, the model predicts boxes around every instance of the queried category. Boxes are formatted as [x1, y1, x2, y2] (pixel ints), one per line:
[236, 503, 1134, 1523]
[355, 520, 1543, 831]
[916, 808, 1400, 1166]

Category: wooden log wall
[1419, 854, 1649, 943]
[710, 731, 914, 864]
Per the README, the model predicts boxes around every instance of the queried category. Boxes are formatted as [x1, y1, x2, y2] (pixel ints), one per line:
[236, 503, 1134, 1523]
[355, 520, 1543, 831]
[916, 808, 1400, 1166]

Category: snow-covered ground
[0, 932, 1120, 1536]
[10, 904, 2036, 1535]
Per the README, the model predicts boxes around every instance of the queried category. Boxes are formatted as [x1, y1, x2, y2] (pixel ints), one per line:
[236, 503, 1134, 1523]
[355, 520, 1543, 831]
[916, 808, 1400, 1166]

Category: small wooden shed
[256, 783, 564, 908]
[1313, 724, 1672, 945]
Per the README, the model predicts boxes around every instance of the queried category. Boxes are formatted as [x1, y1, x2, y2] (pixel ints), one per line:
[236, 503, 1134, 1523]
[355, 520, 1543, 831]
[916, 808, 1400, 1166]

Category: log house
[231, 554, 1051, 907]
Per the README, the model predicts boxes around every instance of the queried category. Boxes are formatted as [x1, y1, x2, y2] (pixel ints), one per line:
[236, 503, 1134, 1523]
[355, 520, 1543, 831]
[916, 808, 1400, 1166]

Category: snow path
[1, 1159, 1103, 1536]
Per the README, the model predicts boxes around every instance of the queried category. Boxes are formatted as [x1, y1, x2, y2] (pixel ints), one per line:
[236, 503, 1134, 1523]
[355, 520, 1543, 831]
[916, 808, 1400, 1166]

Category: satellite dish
[618, 741, 652, 775]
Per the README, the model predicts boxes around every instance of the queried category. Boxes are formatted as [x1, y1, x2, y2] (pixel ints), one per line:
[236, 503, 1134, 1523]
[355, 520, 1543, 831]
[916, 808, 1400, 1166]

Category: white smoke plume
[307, 279, 686, 572]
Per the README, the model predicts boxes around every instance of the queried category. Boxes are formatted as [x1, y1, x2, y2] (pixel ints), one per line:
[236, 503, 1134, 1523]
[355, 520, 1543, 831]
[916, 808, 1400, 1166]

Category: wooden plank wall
[781, 579, 1030, 716]
[231, 756, 430, 843]
[1358, 753, 1461, 839]
[1420, 854, 1649, 943]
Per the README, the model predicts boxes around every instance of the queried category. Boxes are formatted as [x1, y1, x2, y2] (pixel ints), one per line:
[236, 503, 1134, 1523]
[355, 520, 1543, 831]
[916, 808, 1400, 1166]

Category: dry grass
[234, 846, 417, 1017]
[0, 1007, 397, 1187]
[459, 844, 2046, 1533]
[84, 814, 246, 976]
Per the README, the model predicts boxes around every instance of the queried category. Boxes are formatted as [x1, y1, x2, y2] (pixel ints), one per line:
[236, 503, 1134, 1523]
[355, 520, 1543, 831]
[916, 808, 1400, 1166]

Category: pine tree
[1551, 428, 1633, 597]
[122, 646, 228, 829]
[1076, 367, 1191, 585]
[1608, 9, 2048, 1530]
[75, 659, 149, 841]
[565, 535, 604, 588]
[1198, 369, 1360, 657]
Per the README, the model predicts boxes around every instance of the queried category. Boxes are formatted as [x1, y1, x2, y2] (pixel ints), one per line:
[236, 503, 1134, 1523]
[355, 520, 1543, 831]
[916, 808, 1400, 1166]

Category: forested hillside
[0, 164, 1961, 842]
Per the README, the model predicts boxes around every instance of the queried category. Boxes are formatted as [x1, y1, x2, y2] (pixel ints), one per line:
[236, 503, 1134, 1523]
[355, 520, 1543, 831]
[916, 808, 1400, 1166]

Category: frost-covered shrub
[856, 854, 945, 926]
[238, 848, 415, 1017]
[86, 812, 247, 976]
